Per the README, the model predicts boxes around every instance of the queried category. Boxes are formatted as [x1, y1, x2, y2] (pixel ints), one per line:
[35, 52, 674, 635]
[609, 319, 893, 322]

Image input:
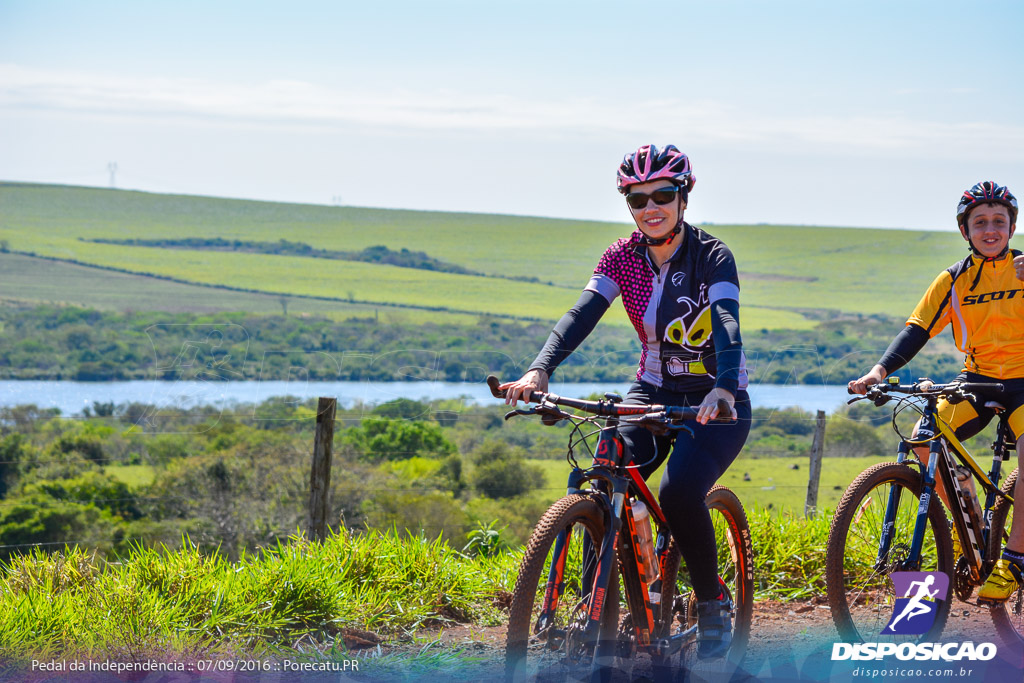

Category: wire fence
[0, 398, 865, 557]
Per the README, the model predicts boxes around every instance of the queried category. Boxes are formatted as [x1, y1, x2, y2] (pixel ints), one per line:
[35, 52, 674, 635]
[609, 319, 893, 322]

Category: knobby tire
[657, 485, 755, 670]
[826, 462, 954, 642]
[505, 494, 620, 683]
[986, 467, 1023, 647]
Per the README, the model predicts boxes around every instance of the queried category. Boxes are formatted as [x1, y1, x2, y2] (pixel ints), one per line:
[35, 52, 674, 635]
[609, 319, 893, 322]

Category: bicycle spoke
[506, 495, 618, 683]
[656, 487, 753, 671]
[827, 463, 952, 643]
[988, 469, 1024, 646]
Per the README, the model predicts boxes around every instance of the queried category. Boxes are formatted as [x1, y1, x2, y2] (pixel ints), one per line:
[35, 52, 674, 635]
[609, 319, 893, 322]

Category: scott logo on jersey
[961, 288, 1024, 306]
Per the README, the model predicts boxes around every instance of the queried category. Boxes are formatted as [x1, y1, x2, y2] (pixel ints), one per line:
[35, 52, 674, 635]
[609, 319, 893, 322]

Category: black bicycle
[487, 376, 754, 682]
[826, 378, 1020, 645]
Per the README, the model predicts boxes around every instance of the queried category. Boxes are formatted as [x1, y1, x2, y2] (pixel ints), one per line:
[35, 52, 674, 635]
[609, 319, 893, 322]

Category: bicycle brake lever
[669, 423, 696, 438]
[947, 391, 976, 405]
[504, 408, 537, 421]
[537, 404, 572, 425]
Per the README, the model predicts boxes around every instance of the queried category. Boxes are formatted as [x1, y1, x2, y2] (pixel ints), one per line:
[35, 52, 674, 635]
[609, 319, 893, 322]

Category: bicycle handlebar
[848, 378, 1004, 406]
[486, 375, 735, 422]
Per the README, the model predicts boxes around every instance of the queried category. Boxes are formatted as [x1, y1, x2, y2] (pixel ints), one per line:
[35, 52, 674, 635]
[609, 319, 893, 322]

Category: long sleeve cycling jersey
[529, 223, 748, 395]
[880, 250, 1024, 379]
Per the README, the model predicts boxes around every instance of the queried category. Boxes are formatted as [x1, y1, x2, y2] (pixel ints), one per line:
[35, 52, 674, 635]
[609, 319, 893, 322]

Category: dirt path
[360, 598, 1019, 682]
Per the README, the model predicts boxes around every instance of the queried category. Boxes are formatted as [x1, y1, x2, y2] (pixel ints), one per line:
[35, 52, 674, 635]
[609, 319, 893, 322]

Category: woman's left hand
[696, 387, 736, 424]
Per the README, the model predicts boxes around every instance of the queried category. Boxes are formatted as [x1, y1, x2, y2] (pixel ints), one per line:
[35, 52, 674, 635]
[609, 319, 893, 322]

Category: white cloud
[3, 63, 1022, 160]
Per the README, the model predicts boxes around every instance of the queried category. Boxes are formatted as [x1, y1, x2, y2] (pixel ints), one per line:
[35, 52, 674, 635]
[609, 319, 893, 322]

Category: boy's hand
[848, 365, 887, 395]
[1014, 253, 1024, 281]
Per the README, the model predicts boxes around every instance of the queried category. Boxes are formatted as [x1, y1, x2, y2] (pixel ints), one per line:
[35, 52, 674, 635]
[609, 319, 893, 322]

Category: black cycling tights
[619, 381, 751, 602]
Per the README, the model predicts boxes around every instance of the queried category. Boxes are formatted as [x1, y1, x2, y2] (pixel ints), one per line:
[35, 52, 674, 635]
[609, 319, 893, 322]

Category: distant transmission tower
[108, 162, 118, 188]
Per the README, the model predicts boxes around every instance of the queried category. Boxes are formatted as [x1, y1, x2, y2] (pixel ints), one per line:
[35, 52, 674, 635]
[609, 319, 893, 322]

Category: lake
[0, 380, 853, 417]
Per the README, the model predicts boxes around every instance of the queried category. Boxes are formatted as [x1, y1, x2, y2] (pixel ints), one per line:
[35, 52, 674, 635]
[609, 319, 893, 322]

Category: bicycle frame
[484, 373, 740, 663]
[880, 394, 1015, 582]
[536, 416, 683, 657]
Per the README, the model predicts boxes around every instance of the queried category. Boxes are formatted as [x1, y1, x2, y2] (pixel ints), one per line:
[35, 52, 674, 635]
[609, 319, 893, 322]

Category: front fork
[877, 441, 913, 569]
[536, 481, 625, 646]
[878, 436, 942, 572]
[906, 436, 944, 569]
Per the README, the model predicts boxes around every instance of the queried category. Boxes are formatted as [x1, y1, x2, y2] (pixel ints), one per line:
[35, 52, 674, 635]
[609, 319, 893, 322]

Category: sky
[1, 0, 1022, 230]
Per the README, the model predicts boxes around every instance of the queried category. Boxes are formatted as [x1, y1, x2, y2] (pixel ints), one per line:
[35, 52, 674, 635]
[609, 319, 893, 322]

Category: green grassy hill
[0, 182, 971, 327]
[531, 454, 887, 514]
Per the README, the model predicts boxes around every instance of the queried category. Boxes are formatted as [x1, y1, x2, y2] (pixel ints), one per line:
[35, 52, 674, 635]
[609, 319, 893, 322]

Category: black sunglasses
[625, 186, 681, 210]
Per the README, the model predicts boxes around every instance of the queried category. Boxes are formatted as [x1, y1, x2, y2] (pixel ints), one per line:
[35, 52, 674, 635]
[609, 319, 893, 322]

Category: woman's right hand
[848, 364, 887, 395]
[498, 369, 549, 405]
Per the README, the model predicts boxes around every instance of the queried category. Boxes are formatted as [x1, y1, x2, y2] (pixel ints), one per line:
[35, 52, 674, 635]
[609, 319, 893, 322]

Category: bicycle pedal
[974, 597, 1004, 608]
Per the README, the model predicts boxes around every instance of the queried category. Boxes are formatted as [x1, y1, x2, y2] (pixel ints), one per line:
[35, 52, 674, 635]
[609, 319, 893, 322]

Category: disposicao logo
[883, 571, 948, 635]
[831, 571, 998, 662]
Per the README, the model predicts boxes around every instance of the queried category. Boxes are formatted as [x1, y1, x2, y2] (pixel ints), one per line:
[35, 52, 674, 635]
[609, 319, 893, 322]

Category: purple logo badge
[883, 572, 949, 635]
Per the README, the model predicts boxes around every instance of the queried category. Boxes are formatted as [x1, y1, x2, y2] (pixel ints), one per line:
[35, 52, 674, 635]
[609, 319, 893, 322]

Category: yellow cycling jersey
[907, 250, 1024, 379]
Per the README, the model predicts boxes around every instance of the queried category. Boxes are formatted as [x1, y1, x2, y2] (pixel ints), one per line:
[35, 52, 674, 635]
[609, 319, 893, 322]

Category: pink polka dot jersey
[588, 224, 748, 393]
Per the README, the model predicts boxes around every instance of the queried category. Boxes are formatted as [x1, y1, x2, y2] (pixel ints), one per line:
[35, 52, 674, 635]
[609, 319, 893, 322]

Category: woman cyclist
[500, 144, 751, 658]
[849, 181, 1024, 605]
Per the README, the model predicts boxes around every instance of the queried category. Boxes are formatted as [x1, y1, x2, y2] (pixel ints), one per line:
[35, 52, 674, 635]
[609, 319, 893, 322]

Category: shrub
[18, 471, 141, 520]
[371, 398, 431, 420]
[360, 491, 470, 544]
[469, 440, 545, 499]
[343, 418, 456, 462]
[825, 414, 886, 458]
[0, 493, 125, 561]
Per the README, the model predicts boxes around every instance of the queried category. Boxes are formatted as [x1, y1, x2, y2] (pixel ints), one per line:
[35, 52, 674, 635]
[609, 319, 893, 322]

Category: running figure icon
[887, 575, 939, 632]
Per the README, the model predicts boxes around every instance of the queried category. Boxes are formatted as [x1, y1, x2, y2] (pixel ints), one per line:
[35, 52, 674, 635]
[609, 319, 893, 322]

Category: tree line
[0, 305, 965, 384]
[2, 385, 999, 564]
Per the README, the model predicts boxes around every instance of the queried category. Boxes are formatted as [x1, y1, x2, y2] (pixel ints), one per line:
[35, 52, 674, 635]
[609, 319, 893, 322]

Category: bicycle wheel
[826, 462, 954, 642]
[505, 494, 620, 683]
[987, 467, 1023, 647]
[656, 486, 754, 669]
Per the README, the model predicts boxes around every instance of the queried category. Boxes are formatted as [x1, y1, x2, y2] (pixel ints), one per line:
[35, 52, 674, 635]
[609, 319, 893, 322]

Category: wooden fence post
[308, 397, 337, 542]
[805, 410, 826, 518]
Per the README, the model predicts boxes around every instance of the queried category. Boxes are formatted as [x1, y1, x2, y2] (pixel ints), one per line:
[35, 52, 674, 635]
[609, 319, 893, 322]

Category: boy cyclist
[849, 181, 1024, 604]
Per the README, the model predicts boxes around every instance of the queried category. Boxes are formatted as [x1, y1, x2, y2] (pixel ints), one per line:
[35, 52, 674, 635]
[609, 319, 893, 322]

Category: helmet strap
[962, 224, 1012, 260]
[636, 195, 686, 246]
[636, 223, 681, 246]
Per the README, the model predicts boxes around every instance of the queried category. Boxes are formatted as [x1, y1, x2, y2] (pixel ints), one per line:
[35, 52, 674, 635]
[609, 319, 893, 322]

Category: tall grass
[0, 529, 518, 667]
[0, 511, 832, 667]
[746, 506, 832, 600]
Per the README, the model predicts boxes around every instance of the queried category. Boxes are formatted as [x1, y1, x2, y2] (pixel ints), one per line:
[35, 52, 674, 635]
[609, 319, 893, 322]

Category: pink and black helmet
[616, 144, 696, 195]
[956, 181, 1018, 229]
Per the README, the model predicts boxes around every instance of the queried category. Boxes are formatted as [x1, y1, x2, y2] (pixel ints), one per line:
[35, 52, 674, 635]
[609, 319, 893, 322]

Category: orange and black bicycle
[487, 376, 754, 682]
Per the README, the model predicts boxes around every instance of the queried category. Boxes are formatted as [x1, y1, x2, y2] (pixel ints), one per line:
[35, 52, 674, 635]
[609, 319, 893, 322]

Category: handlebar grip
[958, 382, 1004, 392]
[486, 375, 544, 403]
[716, 398, 735, 420]
[664, 402, 735, 422]
[486, 375, 505, 398]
